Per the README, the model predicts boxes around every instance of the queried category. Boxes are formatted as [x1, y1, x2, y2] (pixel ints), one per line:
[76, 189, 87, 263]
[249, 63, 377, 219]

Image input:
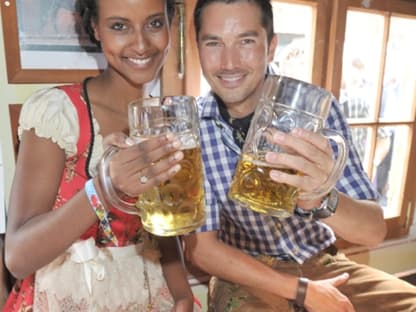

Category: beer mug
[229, 75, 348, 218]
[99, 96, 206, 236]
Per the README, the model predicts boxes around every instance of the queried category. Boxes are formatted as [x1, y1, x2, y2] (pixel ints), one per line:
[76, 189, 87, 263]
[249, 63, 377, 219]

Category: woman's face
[93, 0, 170, 86]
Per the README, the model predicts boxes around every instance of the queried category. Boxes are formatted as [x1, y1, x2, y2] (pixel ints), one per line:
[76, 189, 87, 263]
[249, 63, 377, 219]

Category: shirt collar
[198, 91, 221, 120]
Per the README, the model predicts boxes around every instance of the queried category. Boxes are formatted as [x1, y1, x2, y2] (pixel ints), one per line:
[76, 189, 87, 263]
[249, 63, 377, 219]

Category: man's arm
[317, 193, 386, 246]
[268, 128, 387, 247]
[184, 231, 297, 299]
[184, 231, 355, 312]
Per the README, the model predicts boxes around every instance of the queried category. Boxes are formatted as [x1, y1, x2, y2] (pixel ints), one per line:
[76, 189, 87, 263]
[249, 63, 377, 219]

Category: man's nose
[220, 46, 240, 70]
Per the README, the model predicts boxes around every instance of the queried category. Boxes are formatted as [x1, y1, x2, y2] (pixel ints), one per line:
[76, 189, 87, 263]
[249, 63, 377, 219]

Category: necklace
[216, 95, 254, 148]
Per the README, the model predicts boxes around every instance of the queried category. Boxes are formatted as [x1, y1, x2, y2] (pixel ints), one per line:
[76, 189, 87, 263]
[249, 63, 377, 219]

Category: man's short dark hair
[193, 0, 274, 43]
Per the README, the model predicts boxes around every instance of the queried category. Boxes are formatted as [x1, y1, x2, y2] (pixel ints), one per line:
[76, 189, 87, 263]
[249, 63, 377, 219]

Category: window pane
[372, 126, 410, 217]
[271, 2, 314, 82]
[349, 126, 372, 169]
[381, 16, 416, 121]
[340, 11, 385, 121]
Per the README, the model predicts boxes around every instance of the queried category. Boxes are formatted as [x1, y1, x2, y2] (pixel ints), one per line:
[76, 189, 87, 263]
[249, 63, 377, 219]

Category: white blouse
[18, 87, 104, 176]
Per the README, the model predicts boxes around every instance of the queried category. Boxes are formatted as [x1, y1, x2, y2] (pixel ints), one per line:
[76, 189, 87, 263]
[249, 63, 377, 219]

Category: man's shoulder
[196, 93, 219, 116]
[196, 92, 216, 104]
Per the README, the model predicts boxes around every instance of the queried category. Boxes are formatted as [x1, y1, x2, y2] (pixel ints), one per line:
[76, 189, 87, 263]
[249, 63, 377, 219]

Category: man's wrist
[312, 188, 339, 219]
[295, 277, 309, 307]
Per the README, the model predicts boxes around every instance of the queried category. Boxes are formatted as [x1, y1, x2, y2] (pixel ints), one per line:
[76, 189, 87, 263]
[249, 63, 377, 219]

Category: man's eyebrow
[238, 30, 259, 38]
[200, 34, 221, 41]
[200, 30, 259, 41]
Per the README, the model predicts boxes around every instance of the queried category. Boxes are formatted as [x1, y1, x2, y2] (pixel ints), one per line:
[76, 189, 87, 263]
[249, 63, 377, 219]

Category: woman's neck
[90, 71, 145, 114]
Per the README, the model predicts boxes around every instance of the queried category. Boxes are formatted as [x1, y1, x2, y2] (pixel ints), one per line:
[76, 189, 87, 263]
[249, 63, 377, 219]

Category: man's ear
[267, 34, 278, 62]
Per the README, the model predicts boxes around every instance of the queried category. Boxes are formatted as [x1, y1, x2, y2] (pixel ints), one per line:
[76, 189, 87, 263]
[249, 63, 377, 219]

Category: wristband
[295, 277, 308, 307]
[85, 179, 119, 246]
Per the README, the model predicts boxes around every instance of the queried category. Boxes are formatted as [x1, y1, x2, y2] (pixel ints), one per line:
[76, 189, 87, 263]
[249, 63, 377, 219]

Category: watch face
[327, 189, 338, 213]
[313, 189, 338, 219]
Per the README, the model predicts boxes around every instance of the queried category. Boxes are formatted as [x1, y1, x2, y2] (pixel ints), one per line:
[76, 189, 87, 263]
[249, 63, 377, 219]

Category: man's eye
[205, 41, 220, 47]
[241, 38, 255, 45]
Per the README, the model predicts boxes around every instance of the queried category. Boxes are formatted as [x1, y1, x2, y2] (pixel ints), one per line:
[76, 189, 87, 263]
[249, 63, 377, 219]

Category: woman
[4, 0, 194, 311]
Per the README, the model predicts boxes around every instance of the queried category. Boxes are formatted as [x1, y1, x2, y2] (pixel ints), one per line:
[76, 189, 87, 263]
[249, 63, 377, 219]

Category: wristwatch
[312, 188, 339, 219]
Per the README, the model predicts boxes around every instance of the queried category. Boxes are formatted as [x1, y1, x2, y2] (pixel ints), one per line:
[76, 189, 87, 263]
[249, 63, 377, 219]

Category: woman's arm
[6, 130, 184, 279]
[158, 237, 194, 311]
[5, 130, 98, 279]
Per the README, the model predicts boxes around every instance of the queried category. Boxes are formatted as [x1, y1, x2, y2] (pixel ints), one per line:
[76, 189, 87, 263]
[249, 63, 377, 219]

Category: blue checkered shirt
[197, 92, 378, 264]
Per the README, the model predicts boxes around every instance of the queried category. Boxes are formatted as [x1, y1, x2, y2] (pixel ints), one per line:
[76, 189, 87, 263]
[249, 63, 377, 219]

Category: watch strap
[295, 277, 309, 307]
[312, 188, 339, 219]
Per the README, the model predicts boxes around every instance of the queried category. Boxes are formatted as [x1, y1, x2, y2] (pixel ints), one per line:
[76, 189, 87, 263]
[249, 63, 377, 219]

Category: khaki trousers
[208, 252, 416, 312]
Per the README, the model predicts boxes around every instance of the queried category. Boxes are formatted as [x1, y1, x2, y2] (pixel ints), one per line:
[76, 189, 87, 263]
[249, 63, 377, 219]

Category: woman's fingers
[103, 132, 132, 148]
[107, 133, 184, 197]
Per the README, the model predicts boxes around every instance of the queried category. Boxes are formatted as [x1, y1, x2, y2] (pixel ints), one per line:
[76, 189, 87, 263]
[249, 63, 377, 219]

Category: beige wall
[0, 12, 54, 208]
[0, 8, 415, 277]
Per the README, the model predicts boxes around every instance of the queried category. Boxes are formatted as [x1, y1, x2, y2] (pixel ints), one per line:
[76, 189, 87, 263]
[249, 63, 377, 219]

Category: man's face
[197, 1, 277, 116]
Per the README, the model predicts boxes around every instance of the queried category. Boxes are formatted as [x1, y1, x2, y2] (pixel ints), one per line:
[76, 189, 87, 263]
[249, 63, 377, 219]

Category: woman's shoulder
[21, 85, 80, 113]
[18, 85, 81, 156]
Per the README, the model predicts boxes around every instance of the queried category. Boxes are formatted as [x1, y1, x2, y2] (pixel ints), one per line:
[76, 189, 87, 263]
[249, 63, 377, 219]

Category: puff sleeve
[18, 87, 79, 157]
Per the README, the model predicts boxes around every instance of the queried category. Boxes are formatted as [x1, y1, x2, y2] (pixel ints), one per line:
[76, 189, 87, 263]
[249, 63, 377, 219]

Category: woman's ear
[92, 21, 100, 42]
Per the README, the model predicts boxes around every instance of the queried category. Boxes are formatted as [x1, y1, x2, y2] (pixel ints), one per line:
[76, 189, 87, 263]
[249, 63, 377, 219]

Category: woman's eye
[148, 19, 164, 29]
[111, 22, 127, 31]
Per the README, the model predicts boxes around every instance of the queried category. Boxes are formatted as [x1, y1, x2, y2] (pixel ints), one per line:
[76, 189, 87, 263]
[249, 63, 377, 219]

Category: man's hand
[265, 128, 335, 210]
[242, 272, 354, 312]
[305, 273, 355, 312]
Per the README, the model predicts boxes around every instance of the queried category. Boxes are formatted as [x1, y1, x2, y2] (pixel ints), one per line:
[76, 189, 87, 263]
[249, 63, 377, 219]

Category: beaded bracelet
[84, 179, 119, 246]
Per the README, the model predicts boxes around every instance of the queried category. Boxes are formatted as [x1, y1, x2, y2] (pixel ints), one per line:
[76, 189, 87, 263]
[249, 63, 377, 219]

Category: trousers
[208, 250, 416, 312]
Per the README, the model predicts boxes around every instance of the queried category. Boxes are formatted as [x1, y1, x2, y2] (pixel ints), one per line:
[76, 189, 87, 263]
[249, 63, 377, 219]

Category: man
[183, 0, 416, 311]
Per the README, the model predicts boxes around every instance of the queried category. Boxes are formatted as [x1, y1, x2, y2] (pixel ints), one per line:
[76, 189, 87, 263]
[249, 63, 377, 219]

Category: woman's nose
[131, 29, 150, 55]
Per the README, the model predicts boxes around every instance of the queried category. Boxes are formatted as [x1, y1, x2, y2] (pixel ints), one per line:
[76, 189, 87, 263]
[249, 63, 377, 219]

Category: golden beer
[229, 154, 299, 217]
[137, 147, 206, 236]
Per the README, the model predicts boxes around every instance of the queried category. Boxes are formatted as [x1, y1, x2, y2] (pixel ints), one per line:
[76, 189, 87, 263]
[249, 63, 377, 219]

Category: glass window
[271, 2, 315, 82]
[341, 9, 416, 219]
[349, 126, 373, 168]
[373, 125, 411, 217]
[381, 16, 416, 122]
[341, 11, 385, 122]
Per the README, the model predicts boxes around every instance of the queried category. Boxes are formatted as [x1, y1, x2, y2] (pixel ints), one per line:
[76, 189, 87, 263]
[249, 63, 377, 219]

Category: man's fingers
[330, 273, 350, 287]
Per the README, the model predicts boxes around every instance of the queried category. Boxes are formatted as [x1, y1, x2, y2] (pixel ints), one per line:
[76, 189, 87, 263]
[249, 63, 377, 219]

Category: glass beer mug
[99, 96, 206, 236]
[229, 75, 348, 218]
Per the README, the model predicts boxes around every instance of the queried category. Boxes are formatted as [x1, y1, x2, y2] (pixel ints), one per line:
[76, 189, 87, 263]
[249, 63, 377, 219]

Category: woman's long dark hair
[76, 0, 176, 47]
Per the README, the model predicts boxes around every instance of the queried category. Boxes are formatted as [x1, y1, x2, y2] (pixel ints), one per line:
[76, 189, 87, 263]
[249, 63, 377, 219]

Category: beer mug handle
[97, 146, 139, 215]
[298, 129, 348, 200]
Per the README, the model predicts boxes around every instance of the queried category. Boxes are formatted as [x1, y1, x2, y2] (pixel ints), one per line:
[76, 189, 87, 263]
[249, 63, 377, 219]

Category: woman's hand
[171, 297, 194, 312]
[102, 132, 184, 197]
